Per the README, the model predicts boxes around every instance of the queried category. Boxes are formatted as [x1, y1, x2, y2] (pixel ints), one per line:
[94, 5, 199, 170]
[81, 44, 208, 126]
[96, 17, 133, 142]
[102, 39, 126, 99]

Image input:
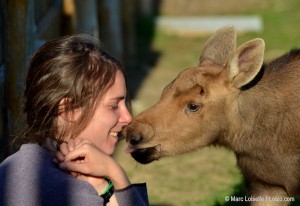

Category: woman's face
[75, 71, 132, 155]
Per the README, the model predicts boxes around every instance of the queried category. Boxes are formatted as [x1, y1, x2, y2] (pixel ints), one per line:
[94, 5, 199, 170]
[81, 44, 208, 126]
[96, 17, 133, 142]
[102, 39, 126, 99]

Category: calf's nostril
[130, 134, 143, 145]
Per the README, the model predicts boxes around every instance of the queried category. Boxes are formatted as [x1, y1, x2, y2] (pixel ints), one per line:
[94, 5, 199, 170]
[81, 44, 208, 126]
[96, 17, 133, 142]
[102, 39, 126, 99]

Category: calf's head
[124, 26, 265, 164]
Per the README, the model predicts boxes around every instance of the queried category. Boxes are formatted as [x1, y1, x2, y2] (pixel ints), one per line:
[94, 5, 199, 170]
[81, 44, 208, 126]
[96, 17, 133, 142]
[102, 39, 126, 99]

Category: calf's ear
[199, 26, 237, 67]
[228, 38, 265, 88]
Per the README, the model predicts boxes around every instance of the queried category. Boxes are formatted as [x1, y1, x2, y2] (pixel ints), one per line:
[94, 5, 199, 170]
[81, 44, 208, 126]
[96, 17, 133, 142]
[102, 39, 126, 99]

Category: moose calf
[124, 26, 300, 206]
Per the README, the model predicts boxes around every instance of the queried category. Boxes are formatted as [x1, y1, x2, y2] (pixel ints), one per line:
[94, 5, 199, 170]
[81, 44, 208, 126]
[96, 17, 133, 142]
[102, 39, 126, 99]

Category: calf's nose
[128, 133, 143, 146]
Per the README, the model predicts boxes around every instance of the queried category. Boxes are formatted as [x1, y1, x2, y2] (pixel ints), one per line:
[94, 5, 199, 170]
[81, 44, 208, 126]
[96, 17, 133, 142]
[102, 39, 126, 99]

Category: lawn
[115, 1, 300, 205]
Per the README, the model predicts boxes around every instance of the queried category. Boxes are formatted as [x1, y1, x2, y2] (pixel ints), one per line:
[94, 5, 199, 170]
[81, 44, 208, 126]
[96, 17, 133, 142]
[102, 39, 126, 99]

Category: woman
[0, 35, 149, 206]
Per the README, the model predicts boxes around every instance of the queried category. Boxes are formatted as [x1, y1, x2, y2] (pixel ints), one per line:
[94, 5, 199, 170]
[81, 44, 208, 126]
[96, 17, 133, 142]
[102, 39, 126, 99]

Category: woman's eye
[111, 105, 119, 110]
[186, 103, 200, 112]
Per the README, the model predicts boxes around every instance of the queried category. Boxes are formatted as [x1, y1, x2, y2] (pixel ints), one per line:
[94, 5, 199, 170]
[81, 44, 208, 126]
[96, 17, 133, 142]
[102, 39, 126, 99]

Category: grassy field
[115, 1, 300, 205]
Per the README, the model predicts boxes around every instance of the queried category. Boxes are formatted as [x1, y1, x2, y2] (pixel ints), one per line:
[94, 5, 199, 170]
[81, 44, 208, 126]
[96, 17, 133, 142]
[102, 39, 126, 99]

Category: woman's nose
[120, 106, 132, 125]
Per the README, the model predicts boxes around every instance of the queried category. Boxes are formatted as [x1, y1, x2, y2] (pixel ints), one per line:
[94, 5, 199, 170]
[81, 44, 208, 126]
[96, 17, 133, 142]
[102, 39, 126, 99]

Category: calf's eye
[186, 103, 200, 112]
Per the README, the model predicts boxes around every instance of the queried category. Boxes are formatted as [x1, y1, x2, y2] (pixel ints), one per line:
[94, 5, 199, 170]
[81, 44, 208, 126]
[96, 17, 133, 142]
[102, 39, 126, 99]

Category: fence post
[121, 0, 136, 69]
[3, 0, 35, 155]
[75, 0, 99, 37]
[98, 0, 123, 62]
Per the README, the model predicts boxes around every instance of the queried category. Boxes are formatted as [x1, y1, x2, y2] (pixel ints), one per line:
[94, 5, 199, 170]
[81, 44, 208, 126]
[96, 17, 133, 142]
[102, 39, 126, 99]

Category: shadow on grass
[214, 181, 300, 206]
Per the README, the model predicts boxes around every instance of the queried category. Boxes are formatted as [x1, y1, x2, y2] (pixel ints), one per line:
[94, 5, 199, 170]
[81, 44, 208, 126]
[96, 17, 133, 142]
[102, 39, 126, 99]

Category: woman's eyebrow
[109, 96, 125, 101]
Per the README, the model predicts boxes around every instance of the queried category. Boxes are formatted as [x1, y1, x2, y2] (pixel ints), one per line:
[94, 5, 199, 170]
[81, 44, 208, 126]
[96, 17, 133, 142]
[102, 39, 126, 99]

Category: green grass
[115, 1, 300, 205]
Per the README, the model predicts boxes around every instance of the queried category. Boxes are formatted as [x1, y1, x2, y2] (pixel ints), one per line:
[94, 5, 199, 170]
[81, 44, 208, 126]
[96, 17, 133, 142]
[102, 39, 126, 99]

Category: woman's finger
[67, 139, 76, 152]
[62, 145, 88, 162]
[58, 138, 82, 157]
[56, 151, 65, 161]
[59, 142, 69, 155]
[58, 161, 89, 174]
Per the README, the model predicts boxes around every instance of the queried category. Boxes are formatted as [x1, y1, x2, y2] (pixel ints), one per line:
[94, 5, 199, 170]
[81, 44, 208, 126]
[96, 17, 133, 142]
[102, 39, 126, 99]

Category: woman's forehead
[103, 71, 126, 100]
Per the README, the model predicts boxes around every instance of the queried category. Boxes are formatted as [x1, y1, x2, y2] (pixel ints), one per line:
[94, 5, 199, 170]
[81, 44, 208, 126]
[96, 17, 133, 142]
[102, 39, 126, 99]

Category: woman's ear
[57, 98, 81, 142]
[58, 98, 81, 122]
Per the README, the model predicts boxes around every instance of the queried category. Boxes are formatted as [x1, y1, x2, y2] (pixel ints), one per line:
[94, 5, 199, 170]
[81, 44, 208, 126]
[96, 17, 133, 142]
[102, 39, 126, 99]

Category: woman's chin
[105, 141, 118, 155]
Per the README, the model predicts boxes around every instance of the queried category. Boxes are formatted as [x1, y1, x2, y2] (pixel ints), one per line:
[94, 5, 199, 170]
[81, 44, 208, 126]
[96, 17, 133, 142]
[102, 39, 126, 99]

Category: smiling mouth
[110, 132, 118, 137]
[109, 132, 126, 142]
[125, 145, 161, 164]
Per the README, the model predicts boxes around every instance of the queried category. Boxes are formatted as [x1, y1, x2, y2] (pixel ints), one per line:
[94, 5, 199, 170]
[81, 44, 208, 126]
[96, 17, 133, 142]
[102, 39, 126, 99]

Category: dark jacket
[0, 144, 149, 206]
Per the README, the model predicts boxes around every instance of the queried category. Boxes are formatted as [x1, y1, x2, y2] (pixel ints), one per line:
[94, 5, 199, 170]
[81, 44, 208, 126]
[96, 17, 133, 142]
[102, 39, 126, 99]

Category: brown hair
[21, 34, 125, 145]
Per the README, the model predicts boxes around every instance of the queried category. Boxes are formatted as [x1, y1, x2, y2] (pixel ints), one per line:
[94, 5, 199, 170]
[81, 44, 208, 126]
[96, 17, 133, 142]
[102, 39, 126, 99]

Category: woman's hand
[55, 138, 81, 178]
[55, 139, 130, 190]
[55, 139, 107, 194]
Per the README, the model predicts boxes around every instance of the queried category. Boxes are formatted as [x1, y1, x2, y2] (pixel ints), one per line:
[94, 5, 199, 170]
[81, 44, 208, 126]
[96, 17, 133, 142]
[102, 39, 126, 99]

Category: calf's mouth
[125, 144, 161, 164]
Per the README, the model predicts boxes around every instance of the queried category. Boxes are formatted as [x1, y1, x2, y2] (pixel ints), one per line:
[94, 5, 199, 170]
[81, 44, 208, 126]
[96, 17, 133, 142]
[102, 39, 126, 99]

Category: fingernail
[59, 163, 67, 170]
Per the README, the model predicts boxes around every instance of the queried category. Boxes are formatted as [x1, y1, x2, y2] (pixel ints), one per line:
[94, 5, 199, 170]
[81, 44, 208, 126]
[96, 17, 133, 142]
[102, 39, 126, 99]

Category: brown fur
[124, 26, 300, 205]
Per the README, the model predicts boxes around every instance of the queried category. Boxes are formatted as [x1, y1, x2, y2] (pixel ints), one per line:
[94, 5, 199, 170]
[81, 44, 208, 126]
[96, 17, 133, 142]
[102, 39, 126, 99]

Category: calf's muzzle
[123, 121, 161, 164]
